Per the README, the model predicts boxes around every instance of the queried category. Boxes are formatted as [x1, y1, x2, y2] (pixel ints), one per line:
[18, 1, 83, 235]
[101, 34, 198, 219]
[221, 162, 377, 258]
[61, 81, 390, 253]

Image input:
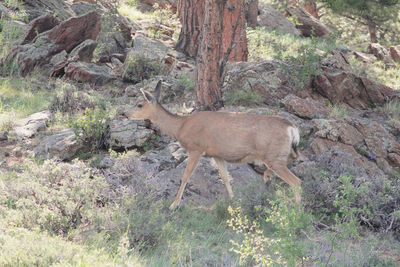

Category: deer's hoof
[169, 201, 180, 210]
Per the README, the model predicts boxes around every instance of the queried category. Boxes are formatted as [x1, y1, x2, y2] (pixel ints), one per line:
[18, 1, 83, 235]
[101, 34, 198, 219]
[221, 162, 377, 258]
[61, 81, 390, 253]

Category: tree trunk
[175, 0, 205, 58]
[222, 0, 248, 62]
[367, 19, 378, 43]
[304, 0, 318, 19]
[196, 0, 224, 110]
[196, 0, 247, 110]
[246, 0, 258, 28]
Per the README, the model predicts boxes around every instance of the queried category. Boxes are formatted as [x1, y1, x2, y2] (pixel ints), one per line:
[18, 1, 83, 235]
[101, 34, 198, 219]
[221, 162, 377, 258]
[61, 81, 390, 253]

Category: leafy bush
[51, 82, 97, 115]
[0, 159, 111, 236]
[228, 188, 312, 266]
[301, 152, 400, 240]
[70, 107, 110, 152]
[225, 90, 262, 106]
[122, 55, 162, 83]
[0, 224, 131, 267]
[177, 74, 195, 91]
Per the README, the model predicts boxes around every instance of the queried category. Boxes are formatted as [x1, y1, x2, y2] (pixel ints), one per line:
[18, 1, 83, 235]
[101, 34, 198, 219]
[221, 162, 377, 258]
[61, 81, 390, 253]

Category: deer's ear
[153, 80, 162, 102]
[141, 89, 156, 103]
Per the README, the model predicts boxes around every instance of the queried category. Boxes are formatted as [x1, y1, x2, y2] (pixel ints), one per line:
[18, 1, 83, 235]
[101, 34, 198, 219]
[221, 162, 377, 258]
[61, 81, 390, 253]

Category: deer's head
[125, 80, 161, 121]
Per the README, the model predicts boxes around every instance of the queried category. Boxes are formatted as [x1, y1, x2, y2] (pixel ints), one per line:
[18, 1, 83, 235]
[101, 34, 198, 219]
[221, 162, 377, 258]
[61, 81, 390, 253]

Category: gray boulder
[0, 132, 8, 141]
[65, 61, 115, 85]
[4, 11, 101, 76]
[286, 6, 331, 37]
[14, 110, 51, 138]
[223, 60, 296, 106]
[69, 39, 97, 62]
[108, 119, 154, 150]
[34, 128, 82, 160]
[258, 4, 300, 36]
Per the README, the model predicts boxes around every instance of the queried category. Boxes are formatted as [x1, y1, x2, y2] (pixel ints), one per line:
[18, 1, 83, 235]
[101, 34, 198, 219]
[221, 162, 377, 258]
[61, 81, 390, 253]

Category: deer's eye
[137, 103, 143, 108]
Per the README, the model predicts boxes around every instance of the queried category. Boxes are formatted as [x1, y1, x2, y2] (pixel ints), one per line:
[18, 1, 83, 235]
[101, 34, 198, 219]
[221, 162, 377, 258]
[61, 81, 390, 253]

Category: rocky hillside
[0, 0, 399, 265]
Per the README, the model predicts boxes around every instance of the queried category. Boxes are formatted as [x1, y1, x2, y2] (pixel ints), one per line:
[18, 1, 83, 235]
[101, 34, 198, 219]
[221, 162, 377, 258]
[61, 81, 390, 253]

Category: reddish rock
[313, 119, 364, 147]
[282, 94, 330, 119]
[50, 50, 68, 76]
[258, 4, 300, 36]
[353, 51, 377, 63]
[310, 138, 377, 170]
[388, 153, 400, 167]
[312, 71, 396, 109]
[68, 39, 97, 62]
[3, 11, 101, 76]
[389, 46, 400, 63]
[72, 0, 96, 3]
[48, 11, 101, 53]
[286, 6, 331, 37]
[22, 14, 59, 45]
[369, 43, 392, 63]
[65, 61, 115, 85]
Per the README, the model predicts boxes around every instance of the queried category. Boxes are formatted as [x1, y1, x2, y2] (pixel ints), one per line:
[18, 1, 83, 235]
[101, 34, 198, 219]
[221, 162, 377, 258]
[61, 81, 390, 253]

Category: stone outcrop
[390, 45, 400, 63]
[0, 132, 7, 141]
[68, 39, 98, 62]
[34, 128, 82, 160]
[21, 14, 59, 45]
[108, 119, 154, 150]
[311, 118, 400, 173]
[5, 11, 101, 76]
[125, 33, 169, 63]
[286, 6, 331, 37]
[47, 11, 101, 53]
[22, 0, 76, 21]
[311, 72, 395, 109]
[299, 52, 398, 109]
[14, 110, 51, 139]
[353, 51, 377, 63]
[65, 62, 115, 85]
[258, 4, 300, 36]
[369, 43, 393, 63]
[223, 60, 296, 106]
[282, 94, 330, 119]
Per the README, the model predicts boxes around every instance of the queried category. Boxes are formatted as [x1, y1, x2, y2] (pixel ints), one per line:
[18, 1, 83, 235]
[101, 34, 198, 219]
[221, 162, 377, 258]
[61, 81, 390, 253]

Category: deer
[124, 80, 302, 210]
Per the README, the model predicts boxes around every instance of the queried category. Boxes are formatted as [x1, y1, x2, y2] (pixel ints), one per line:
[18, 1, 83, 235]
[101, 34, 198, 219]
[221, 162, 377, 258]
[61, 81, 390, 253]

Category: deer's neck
[152, 104, 185, 139]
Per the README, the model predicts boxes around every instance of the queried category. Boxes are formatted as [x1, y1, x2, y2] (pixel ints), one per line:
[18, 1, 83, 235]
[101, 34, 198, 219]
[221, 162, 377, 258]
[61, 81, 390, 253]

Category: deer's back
[177, 111, 295, 162]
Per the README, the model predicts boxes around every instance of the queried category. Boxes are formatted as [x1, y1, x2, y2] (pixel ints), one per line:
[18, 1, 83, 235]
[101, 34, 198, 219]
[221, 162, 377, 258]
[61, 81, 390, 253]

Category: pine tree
[319, 0, 400, 42]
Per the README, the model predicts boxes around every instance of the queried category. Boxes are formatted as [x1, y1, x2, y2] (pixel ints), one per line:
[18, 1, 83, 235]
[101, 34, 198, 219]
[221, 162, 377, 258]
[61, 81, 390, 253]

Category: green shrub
[0, 159, 111, 236]
[228, 188, 312, 266]
[70, 107, 110, 152]
[0, 225, 131, 267]
[329, 104, 348, 118]
[301, 152, 400, 240]
[50, 81, 98, 115]
[177, 74, 195, 91]
[383, 100, 400, 122]
[225, 90, 262, 106]
[122, 55, 162, 83]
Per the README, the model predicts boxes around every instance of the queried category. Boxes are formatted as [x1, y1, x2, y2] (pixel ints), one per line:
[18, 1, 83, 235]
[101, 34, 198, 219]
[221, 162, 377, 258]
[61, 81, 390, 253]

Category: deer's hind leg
[214, 157, 234, 199]
[262, 153, 302, 203]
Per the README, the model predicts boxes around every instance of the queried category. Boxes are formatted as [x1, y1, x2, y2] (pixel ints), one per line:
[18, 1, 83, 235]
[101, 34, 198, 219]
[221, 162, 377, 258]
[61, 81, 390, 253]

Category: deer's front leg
[169, 151, 202, 210]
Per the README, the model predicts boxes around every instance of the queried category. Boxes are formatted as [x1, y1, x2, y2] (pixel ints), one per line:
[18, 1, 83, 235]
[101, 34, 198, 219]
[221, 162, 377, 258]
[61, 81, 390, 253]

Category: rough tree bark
[304, 0, 318, 19]
[196, 0, 247, 110]
[367, 19, 378, 43]
[222, 0, 248, 62]
[175, 0, 205, 57]
[246, 0, 258, 28]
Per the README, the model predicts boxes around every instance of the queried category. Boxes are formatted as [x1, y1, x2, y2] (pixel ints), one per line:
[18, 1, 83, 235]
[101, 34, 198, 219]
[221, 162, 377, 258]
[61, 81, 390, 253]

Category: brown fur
[125, 82, 302, 209]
